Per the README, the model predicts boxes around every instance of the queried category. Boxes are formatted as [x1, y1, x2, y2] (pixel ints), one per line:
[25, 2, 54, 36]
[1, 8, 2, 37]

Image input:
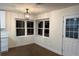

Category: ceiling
[0, 3, 79, 15]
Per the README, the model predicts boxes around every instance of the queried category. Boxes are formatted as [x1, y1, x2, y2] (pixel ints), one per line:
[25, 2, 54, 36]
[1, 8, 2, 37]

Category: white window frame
[16, 19, 25, 37]
[15, 18, 35, 37]
[37, 18, 49, 38]
[26, 20, 34, 35]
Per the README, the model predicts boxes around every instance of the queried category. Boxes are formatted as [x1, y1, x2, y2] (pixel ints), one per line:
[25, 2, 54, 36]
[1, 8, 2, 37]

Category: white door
[63, 15, 79, 56]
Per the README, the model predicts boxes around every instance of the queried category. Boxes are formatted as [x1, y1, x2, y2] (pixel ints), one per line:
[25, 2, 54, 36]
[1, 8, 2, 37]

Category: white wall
[6, 11, 35, 48]
[34, 5, 79, 55]
[5, 5, 79, 55]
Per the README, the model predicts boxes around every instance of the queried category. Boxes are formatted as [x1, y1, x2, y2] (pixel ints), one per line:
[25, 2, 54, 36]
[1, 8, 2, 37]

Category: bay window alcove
[16, 18, 49, 37]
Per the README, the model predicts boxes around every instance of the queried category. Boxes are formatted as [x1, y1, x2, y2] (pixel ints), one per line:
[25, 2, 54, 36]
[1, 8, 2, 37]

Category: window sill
[36, 35, 49, 39]
[16, 35, 34, 37]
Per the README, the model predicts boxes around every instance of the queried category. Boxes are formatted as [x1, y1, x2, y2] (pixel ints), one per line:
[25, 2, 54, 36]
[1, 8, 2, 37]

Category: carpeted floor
[1, 43, 60, 56]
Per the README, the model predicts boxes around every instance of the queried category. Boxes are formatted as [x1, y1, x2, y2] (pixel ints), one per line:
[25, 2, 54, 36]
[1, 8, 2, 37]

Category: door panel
[63, 38, 77, 56]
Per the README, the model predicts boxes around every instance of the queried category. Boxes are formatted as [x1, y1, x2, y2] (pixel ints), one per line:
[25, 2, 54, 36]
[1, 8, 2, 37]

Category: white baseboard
[35, 42, 62, 55]
[9, 42, 34, 49]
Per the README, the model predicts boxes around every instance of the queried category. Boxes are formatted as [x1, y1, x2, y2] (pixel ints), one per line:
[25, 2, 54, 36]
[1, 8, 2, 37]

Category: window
[16, 20, 34, 36]
[16, 19, 49, 37]
[44, 21, 49, 37]
[16, 20, 25, 36]
[38, 20, 49, 37]
[38, 21, 43, 35]
[27, 21, 34, 35]
[65, 18, 79, 39]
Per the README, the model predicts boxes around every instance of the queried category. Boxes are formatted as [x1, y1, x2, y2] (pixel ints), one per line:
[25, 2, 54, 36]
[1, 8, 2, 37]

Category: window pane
[66, 19, 70, 32]
[27, 21, 34, 28]
[69, 18, 74, 24]
[44, 29, 49, 37]
[38, 21, 43, 28]
[73, 24, 78, 31]
[69, 24, 73, 31]
[27, 29, 34, 35]
[16, 20, 25, 27]
[76, 18, 79, 24]
[74, 32, 78, 39]
[66, 27, 70, 32]
[16, 29, 25, 36]
[66, 31, 69, 37]
[65, 18, 78, 39]
[70, 32, 73, 38]
[77, 18, 79, 32]
[66, 19, 70, 25]
[45, 21, 49, 28]
[38, 29, 43, 35]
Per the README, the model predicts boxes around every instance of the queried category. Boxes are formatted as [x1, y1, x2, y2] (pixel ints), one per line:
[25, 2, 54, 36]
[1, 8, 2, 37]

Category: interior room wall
[34, 5, 79, 55]
[6, 11, 35, 48]
[4, 5, 79, 55]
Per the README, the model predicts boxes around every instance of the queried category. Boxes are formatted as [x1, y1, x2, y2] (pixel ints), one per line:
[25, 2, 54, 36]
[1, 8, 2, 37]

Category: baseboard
[35, 42, 62, 55]
[9, 42, 34, 49]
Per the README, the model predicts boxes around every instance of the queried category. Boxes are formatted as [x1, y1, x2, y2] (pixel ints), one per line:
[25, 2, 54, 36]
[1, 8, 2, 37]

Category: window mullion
[25, 21, 27, 36]
[43, 20, 45, 37]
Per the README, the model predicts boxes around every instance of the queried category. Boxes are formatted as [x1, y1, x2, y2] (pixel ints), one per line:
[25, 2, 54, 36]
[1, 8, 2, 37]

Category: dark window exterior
[38, 20, 49, 37]
[44, 29, 49, 37]
[45, 21, 49, 28]
[16, 20, 25, 28]
[27, 21, 34, 28]
[38, 21, 43, 28]
[38, 29, 43, 35]
[27, 29, 34, 35]
[16, 20, 25, 36]
[27, 21, 34, 35]
[16, 29, 25, 36]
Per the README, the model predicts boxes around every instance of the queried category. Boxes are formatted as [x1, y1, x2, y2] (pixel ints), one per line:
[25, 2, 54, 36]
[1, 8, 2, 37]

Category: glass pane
[76, 18, 79, 24]
[66, 31, 69, 37]
[27, 21, 34, 28]
[38, 21, 43, 28]
[45, 21, 49, 28]
[38, 29, 43, 35]
[66, 25, 70, 31]
[77, 18, 79, 32]
[16, 20, 25, 27]
[66, 19, 70, 32]
[70, 32, 73, 38]
[74, 32, 78, 39]
[69, 18, 74, 24]
[27, 29, 34, 35]
[44, 29, 49, 37]
[73, 24, 78, 31]
[69, 24, 73, 31]
[66, 19, 70, 24]
[16, 29, 25, 36]
[65, 18, 79, 39]
[74, 19, 78, 24]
